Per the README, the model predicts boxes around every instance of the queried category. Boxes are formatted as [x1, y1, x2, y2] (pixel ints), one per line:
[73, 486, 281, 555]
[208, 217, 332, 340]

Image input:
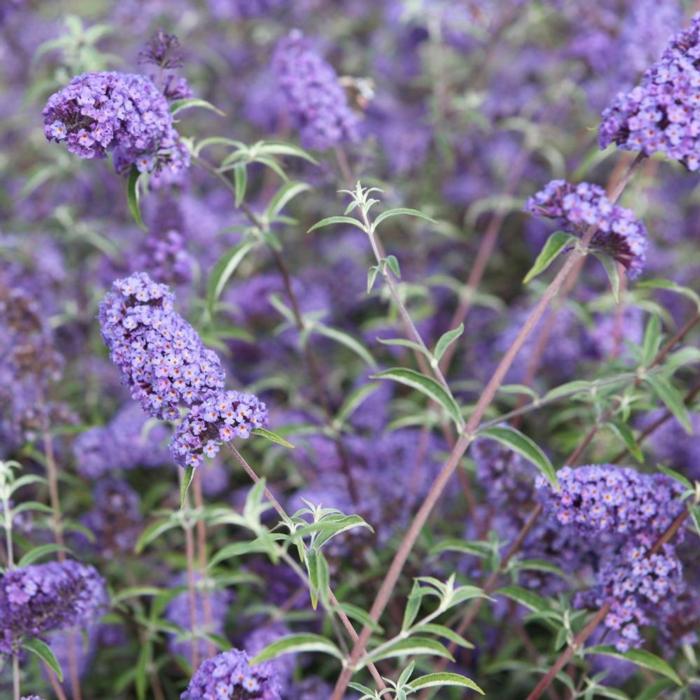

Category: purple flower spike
[525, 180, 648, 278]
[170, 391, 268, 467]
[600, 13, 700, 171]
[181, 648, 282, 699]
[273, 30, 359, 151]
[98, 272, 225, 420]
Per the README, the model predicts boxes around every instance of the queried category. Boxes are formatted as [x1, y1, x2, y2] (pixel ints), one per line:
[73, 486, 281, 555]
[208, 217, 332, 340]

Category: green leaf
[313, 324, 377, 368]
[333, 602, 383, 633]
[250, 634, 343, 664]
[180, 466, 195, 509]
[594, 252, 622, 302]
[126, 167, 145, 230]
[256, 142, 318, 164]
[24, 638, 63, 681]
[478, 425, 557, 487]
[233, 163, 247, 206]
[367, 265, 380, 294]
[206, 241, 256, 315]
[365, 637, 454, 665]
[523, 231, 576, 284]
[374, 207, 436, 228]
[169, 97, 225, 116]
[496, 585, 550, 613]
[307, 215, 365, 234]
[431, 538, 492, 558]
[402, 581, 423, 631]
[410, 672, 484, 694]
[645, 374, 692, 434]
[265, 181, 311, 220]
[637, 278, 700, 310]
[372, 368, 463, 428]
[252, 427, 294, 449]
[135, 518, 179, 554]
[433, 323, 464, 364]
[641, 315, 663, 366]
[605, 421, 643, 463]
[376, 336, 431, 358]
[585, 646, 683, 686]
[384, 254, 401, 278]
[18, 543, 70, 567]
[412, 623, 474, 649]
[334, 382, 379, 426]
[657, 465, 693, 492]
[112, 586, 163, 605]
[208, 538, 277, 568]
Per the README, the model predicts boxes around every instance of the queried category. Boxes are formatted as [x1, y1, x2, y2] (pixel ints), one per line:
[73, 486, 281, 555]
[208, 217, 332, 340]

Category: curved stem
[192, 471, 215, 659]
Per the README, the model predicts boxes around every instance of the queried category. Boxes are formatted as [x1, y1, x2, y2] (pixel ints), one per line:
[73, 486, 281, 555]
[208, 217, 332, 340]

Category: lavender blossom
[0, 561, 107, 655]
[134, 229, 194, 286]
[599, 13, 700, 171]
[43, 71, 188, 178]
[526, 180, 648, 278]
[98, 273, 225, 420]
[536, 465, 684, 540]
[244, 623, 296, 685]
[169, 391, 268, 467]
[578, 537, 685, 652]
[273, 31, 359, 150]
[181, 648, 282, 699]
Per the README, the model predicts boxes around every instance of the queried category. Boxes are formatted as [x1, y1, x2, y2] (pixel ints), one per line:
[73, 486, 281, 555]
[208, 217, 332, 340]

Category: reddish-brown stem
[192, 471, 215, 659]
[526, 604, 612, 700]
[180, 470, 201, 672]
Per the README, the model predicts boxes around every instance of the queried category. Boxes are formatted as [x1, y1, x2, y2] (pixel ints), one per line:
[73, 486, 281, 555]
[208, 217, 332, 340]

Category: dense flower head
[0, 561, 107, 654]
[169, 390, 268, 467]
[181, 648, 282, 699]
[99, 273, 225, 420]
[73, 403, 171, 479]
[472, 434, 531, 506]
[42, 71, 188, 178]
[536, 465, 684, 540]
[599, 13, 700, 171]
[525, 179, 648, 278]
[578, 538, 685, 652]
[273, 30, 359, 150]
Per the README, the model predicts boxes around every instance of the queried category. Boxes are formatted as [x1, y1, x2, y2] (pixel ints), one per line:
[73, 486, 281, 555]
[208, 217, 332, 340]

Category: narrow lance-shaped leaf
[373, 207, 436, 228]
[206, 241, 256, 315]
[433, 323, 464, 364]
[478, 425, 557, 487]
[233, 162, 247, 207]
[410, 673, 484, 694]
[250, 634, 344, 664]
[24, 638, 63, 681]
[307, 215, 365, 233]
[523, 231, 576, 284]
[645, 374, 693, 434]
[313, 323, 377, 368]
[585, 646, 683, 686]
[126, 167, 145, 230]
[169, 97, 225, 116]
[372, 368, 463, 428]
[363, 637, 454, 665]
[252, 427, 295, 449]
[180, 466, 195, 509]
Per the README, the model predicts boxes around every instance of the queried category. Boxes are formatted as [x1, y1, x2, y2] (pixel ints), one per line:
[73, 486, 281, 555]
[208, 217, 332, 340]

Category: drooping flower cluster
[170, 391, 268, 467]
[273, 30, 359, 150]
[43, 71, 189, 178]
[525, 180, 648, 278]
[578, 538, 685, 652]
[536, 465, 684, 539]
[181, 648, 282, 699]
[98, 273, 225, 420]
[0, 561, 107, 654]
[165, 574, 232, 660]
[73, 403, 171, 479]
[600, 13, 700, 171]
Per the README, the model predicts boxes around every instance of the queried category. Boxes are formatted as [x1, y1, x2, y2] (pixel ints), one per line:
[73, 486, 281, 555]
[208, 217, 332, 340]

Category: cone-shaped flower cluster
[180, 648, 281, 699]
[273, 30, 359, 150]
[43, 71, 189, 179]
[0, 561, 107, 655]
[599, 13, 700, 171]
[526, 180, 648, 278]
[99, 273, 267, 467]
